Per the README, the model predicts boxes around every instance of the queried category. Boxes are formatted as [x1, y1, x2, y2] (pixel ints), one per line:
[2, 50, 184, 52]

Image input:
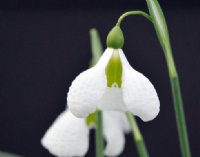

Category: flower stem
[145, 0, 192, 157]
[163, 46, 191, 157]
[116, 11, 152, 27]
[90, 29, 104, 157]
[126, 112, 149, 157]
[90, 28, 103, 67]
[95, 110, 104, 157]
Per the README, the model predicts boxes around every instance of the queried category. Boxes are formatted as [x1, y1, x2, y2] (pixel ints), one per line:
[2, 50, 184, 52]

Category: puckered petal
[103, 111, 129, 156]
[97, 86, 127, 111]
[119, 49, 160, 122]
[67, 48, 113, 118]
[41, 110, 89, 157]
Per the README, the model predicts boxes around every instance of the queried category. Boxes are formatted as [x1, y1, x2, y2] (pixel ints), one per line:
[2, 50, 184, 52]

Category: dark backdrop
[0, 0, 200, 157]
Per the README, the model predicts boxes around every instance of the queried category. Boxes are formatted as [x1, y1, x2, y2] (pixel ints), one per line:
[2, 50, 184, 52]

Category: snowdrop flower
[67, 26, 160, 121]
[41, 109, 130, 157]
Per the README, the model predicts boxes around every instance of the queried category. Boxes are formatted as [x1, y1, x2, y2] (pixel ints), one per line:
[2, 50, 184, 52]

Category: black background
[0, 0, 200, 157]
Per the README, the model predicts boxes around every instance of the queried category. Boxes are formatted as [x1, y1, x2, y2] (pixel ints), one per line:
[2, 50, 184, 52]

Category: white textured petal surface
[41, 110, 89, 157]
[98, 86, 127, 111]
[119, 49, 160, 121]
[67, 48, 113, 118]
[103, 111, 129, 156]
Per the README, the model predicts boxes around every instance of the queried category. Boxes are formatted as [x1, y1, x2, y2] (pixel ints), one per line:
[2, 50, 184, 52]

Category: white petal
[98, 86, 127, 111]
[117, 112, 131, 133]
[119, 49, 160, 121]
[67, 48, 113, 118]
[103, 111, 127, 156]
[41, 110, 89, 157]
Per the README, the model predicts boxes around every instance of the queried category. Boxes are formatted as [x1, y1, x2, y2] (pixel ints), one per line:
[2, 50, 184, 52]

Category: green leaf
[146, 1, 192, 157]
[0, 151, 23, 157]
[146, 0, 176, 77]
[146, 0, 170, 51]
[89, 29, 103, 67]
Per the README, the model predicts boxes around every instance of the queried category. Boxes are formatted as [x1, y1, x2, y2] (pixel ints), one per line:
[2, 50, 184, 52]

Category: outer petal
[67, 48, 113, 118]
[103, 111, 129, 156]
[41, 110, 89, 157]
[119, 49, 160, 122]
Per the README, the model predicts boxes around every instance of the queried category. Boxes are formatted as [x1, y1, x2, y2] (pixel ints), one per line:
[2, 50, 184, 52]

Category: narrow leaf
[89, 28, 103, 67]
[0, 151, 23, 157]
[146, 0, 170, 50]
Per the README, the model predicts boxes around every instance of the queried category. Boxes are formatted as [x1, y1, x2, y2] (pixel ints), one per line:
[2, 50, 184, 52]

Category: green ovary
[105, 50, 122, 88]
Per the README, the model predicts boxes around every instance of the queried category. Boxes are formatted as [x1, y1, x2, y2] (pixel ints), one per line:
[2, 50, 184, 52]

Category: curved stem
[116, 11, 152, 27]
[95, 110, 104, 157]
[126, 112, 149, 157]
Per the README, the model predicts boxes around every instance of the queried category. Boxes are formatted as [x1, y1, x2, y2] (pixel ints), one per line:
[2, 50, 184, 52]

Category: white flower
[67, 48, 160, 121]
[41, 110, 130, 157]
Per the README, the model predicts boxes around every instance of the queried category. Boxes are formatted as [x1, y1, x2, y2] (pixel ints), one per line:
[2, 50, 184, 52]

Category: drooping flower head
[41, 26, 160, 157]
[67, 26, 160, 121]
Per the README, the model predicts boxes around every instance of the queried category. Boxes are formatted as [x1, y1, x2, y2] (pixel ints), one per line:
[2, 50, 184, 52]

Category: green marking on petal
[86, 112, 96, 127]
[105, 50, 122, 88]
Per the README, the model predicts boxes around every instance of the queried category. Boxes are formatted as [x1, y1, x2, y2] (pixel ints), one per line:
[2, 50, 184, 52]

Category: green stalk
[0, 151, 23, 157]
[126, 112, 149, 157]
[116, 11, 152, 27]
[90, 29, 103, 66]
[145, 0, 191, 157]
[90, 29, 104, 157]
[95, 110, 104, 157]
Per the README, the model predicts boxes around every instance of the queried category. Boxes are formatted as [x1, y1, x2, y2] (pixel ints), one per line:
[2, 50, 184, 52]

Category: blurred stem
[116, 11, 152, 27]
[0, 151, 23, 157]
[126, 112, 149, 157]
[90, 29, 104, 157]
[95, 110, 104, 157]
[145, 0, 191, 157]
[90, 28, 103, 67]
